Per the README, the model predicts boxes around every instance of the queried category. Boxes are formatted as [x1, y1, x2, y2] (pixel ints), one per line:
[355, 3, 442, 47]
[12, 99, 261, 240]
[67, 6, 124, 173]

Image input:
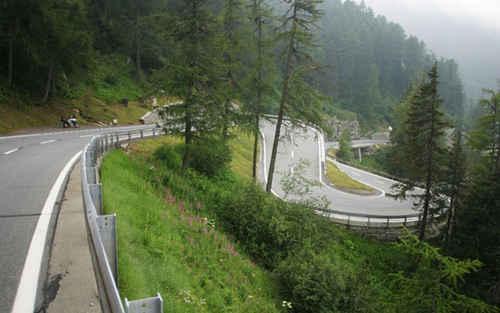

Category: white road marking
[79, 134, 94, 138]
[40, 140, 56, 145]
[291, 150, 294, 158]
[10, 151, 82, 313]
[4, 148, 19, 155]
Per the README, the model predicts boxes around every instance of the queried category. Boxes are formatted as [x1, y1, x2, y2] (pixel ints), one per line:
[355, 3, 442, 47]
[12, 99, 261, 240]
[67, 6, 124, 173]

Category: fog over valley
[353, 0, 500, 101]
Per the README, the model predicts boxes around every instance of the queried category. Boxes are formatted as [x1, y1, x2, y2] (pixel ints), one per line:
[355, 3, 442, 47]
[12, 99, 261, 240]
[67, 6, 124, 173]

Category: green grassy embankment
[101, 132, 434, 313]
[101, 134, 281, 313]
[325, 148, 374, 193]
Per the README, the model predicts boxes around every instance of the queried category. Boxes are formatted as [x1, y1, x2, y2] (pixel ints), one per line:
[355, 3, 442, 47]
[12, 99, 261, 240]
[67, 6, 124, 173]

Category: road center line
[4, 148, 19, 155]
[40, 140, 56, 145]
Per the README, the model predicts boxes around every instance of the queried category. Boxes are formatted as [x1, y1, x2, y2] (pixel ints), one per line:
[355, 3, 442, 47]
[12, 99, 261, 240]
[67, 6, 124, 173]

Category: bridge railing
[81, 127, 164, 313]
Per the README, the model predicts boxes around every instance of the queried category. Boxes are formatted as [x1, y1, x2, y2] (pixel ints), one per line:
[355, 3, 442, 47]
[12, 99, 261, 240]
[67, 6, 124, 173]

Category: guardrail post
[97, 214, 118, 281]
[140, 130, 143, 139]
[386, 217, 389, 228]
[152, 129, 156, 137]
[347, 215, 350, 227]
[404, 216, 407, 227]
[89, 184, 103, 213]
[367, 217, 370, 227]
[128, 131, 131, 145]
[85, 151, 96, 167]
[125, 293, 163, 313]
[115, 133, 119, 148]
[86, 167, 97, 184]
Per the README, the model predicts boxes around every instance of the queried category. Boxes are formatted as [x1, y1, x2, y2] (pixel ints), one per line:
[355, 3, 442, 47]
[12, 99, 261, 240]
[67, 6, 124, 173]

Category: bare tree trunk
[135, 13, 142, 82]
[252, 0, 263, 182]
[419, 97, 438, 240]
[253, 115, 260, 181]
[51, 68, 57, 97]
[266, 9, 297, 193]
[42, 61, 54, 104]
[183, 98, 193, 171]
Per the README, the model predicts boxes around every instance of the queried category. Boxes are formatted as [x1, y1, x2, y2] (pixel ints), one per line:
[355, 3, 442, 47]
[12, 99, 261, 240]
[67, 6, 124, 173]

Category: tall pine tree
[393, 63, 449, 239]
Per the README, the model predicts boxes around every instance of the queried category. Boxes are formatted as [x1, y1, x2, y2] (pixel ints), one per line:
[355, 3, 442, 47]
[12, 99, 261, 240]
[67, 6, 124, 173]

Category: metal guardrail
[81, 127, 164, 313]
[315, 208, 422, 228]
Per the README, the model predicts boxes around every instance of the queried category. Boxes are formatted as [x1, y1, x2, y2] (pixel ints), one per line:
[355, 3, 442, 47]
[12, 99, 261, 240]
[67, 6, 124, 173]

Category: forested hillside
[1, 0, 465, 130]
[317, 0, 465, 125]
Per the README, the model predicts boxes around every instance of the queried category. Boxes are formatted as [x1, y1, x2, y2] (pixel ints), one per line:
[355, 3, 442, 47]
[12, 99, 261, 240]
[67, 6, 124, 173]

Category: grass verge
[326, 160, 374, 192]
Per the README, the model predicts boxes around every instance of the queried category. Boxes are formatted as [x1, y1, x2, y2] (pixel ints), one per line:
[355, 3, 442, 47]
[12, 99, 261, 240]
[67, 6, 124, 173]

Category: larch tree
[156, 0, 223, 171]
[246, 0, 277, 182]
[266, 0, 326, 193]
[220, 0, 243, 141]
[392, 63, 450, 240]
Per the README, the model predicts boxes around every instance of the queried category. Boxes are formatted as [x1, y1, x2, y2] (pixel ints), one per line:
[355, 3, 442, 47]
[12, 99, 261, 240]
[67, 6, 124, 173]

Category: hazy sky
[355, 0, 500, 99]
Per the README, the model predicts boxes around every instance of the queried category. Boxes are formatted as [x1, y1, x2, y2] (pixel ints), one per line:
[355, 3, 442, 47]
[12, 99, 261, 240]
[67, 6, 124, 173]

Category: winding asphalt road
[259, 119, 419, 219]
[0, 125, 151, 313]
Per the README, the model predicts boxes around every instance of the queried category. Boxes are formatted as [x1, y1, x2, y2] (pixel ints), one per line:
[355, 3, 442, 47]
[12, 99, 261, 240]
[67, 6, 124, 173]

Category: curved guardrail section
[81, 127, 164, 313]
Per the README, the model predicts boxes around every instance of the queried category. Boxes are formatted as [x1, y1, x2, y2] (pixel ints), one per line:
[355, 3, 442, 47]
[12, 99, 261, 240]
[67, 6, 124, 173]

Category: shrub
[189, 137, 232, 177]
[153, 144, 183, 171]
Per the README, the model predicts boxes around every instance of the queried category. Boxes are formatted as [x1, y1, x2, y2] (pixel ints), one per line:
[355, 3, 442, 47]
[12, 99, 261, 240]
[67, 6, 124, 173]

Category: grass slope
[326, 160, 374, 192]
[101, 138, 281, 313]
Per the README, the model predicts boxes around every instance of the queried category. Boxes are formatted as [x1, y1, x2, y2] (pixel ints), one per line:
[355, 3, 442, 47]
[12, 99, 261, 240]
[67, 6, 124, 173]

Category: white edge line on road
[11, 150, 82, 313]
[3, 148, 19, 155]
[40, 139, 56, 145]
[80, 134, 94, 138]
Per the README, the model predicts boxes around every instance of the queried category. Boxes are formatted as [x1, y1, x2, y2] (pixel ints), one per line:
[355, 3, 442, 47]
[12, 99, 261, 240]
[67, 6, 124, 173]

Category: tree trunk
[42, 61, 55, 104]
[252, 114, 260, 181]
[135, 13, 142, 82]
[183, 99, 193, 171]
[266, 9, 297, 193]
[252, 1, 263, 182]
[51, 68, 57, 97]
[8, 23, 14, 87]
[419, 93, 438, 240]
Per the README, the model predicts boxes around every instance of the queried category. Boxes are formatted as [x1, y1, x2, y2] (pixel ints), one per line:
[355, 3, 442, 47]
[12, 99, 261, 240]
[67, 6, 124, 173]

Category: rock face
[326, 117, 360, 140]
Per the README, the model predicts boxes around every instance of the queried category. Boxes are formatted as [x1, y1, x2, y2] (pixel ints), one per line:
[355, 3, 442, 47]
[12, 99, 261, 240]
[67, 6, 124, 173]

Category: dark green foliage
[276, 246, 361, 313]
[383, 230, 498, 313]
[153, 144, 183, 171]
[392, 63, 450, 239]
[450, 89, 500, 305]
[337, 129, 354, 161]
[189, 137, 232, 177]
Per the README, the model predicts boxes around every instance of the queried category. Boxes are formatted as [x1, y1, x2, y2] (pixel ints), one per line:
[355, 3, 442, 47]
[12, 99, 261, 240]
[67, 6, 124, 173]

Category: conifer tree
[220, 0, 243, 141]
[442, 128, 466, 246]
[452, 89, 500, 304]
[156, 0, 223, 171]
[246, 0, 276, 181]
[392, 63, 450, 240]
[266, 0, 326, 193]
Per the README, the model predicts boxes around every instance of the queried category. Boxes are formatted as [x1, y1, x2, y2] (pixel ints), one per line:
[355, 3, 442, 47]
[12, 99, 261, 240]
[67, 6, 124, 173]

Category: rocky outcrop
[326, 117, 360, 140]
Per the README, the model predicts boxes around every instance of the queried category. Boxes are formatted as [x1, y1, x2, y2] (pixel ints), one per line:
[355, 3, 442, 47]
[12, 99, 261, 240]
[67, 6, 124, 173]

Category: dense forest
[2, 0, 498, 311]
[1, 0, 465, 128]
